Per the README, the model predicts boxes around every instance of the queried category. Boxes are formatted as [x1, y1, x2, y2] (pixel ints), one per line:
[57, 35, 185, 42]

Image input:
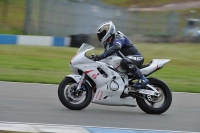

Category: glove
[94, 55, 103, 61]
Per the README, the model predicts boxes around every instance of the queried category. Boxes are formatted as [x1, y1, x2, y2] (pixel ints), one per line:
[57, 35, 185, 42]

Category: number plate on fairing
[139, 89, 155, 95]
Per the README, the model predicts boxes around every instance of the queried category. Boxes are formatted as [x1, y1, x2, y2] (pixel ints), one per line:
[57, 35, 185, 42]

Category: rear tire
[58, 77, 92, 110]
[136, 78, 172, 114]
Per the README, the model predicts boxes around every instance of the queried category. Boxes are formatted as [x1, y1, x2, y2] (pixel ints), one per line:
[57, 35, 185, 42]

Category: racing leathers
[95, 31, 149, 89]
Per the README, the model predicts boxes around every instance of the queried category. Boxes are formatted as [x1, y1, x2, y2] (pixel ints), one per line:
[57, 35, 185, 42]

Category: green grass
[0, 44, 200, 93]
[102, 0, 199, 7]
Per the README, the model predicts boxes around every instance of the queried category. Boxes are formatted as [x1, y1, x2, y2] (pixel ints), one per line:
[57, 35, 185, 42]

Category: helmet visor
[97, 30, 106, 42]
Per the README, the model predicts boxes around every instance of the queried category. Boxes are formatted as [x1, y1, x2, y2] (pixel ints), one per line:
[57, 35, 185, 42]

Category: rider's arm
[100, 35, 125, 59]
[101, 41, 122, 58]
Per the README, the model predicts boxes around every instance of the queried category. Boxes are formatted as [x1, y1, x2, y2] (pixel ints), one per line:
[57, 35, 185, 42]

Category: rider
[94, 21, 149, 89]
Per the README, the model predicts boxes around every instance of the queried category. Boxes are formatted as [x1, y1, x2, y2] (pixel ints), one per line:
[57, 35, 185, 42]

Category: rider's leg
[132, 65, 149, 88]
[121, 58, 149, 89]
[126, 64, 149, 88]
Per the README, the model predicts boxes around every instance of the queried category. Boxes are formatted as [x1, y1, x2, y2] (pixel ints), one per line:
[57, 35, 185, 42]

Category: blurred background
[0, 0, 200, 47]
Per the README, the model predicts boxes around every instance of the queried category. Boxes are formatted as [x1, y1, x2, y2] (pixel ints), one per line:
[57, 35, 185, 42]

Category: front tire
[58, 77, 92, 110]
[136, 78, 172, 114]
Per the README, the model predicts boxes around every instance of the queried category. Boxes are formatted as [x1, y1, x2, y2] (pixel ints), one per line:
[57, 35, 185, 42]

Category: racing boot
[133, 68, 149, 89]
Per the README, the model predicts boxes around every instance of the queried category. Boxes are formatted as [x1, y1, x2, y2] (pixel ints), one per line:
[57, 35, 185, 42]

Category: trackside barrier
[0, 34, 71, 47]
[0, 122, 197, 133]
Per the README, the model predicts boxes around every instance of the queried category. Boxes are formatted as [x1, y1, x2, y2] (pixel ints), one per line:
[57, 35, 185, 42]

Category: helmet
[97, 21, 116, 44]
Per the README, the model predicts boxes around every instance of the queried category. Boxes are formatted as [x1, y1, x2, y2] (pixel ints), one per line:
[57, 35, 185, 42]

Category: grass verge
[102, 0, 199, 7]
[0, 44, 199, 93]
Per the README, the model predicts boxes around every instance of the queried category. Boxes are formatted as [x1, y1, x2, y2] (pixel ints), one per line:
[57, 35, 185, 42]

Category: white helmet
[97, 21, 116, 44]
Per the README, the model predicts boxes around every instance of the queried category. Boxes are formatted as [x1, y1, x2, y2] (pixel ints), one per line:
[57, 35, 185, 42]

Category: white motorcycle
[58, 43, 172, 114]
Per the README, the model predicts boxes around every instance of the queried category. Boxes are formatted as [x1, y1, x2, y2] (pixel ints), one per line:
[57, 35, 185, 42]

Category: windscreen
[77, 43, 95, 54]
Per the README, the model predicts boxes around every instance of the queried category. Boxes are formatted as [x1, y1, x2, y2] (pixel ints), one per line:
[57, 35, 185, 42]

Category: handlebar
[87, 53, 101, 61]
[87, 53, 95, 61]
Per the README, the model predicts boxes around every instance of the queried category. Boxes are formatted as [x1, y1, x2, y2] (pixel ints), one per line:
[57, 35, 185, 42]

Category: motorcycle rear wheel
[136, 78, 172, 114]
[58, 77, 92, 110]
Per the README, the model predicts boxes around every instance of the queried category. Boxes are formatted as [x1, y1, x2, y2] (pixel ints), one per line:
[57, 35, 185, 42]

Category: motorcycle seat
[139, 64, 150, 69]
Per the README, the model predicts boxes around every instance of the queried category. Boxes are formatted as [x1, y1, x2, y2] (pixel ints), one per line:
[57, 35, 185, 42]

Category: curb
[0, 122, 198, 133]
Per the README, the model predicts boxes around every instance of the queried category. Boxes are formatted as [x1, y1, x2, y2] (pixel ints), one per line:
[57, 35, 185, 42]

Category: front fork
[76, 73, 86, 90]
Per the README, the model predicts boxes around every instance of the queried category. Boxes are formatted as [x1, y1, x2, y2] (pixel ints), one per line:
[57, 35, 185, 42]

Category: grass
[0, 44, 200, 93]
[102, 0, 200, 7]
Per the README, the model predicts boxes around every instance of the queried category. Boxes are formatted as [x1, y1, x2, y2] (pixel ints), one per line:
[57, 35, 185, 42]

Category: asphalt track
[0, 81, 200, 132]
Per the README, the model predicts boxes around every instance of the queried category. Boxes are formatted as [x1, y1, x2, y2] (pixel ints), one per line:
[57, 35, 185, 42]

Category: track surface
[0, 82, 200, 132]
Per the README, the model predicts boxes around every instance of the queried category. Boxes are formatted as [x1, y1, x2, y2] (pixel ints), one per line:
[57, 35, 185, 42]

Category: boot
[133, 69, 149, 89]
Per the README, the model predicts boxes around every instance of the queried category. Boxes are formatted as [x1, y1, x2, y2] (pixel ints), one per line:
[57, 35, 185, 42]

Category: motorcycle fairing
[140, 59, 170, 75]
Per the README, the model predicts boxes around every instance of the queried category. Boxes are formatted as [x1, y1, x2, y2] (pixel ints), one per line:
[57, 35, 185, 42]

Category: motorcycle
[58, 43, 172, 114]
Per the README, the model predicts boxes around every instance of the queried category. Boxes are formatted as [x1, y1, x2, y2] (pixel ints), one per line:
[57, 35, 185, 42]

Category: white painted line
[0, 123, 39, 133]
[0, 122, 90, 133]
[0, 121, 199, 133]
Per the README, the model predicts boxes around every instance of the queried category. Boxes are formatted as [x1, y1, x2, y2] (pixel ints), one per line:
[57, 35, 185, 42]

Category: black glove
[94, 55, 103, 61]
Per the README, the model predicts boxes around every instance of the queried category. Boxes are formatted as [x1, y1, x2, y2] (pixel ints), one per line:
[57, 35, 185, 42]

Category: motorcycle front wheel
[58, 77, 92, 110]
[136, 78, 172, 114]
